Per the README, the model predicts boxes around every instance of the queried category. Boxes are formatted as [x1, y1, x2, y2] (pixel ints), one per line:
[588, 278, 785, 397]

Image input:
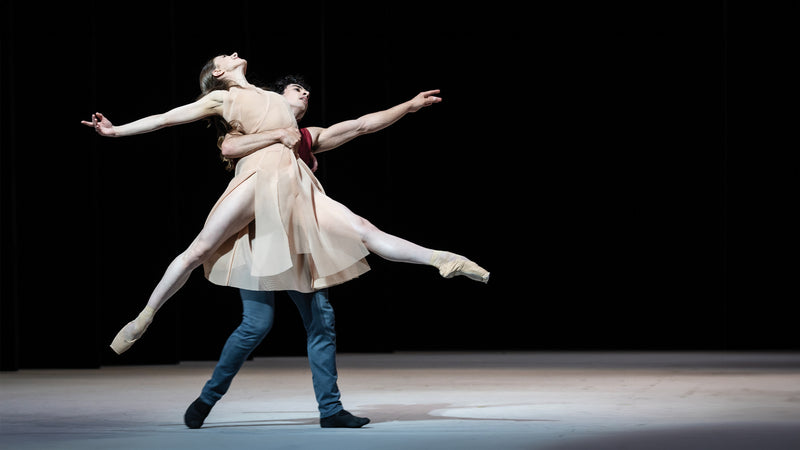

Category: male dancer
[184, 76, 442, 429]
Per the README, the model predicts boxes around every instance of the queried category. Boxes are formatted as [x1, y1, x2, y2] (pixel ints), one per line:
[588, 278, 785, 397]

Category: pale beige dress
[203, 87, 370, 292]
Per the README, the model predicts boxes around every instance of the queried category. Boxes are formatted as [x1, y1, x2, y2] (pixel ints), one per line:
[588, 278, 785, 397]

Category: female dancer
[83, 52, 489, 354]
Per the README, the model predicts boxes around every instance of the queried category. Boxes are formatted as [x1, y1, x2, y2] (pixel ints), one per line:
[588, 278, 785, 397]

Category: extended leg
[200, 290, 275, 405]
[185, 290, 276, 429]
[340, 208, 490, 283]
[111, 177, 257, 354]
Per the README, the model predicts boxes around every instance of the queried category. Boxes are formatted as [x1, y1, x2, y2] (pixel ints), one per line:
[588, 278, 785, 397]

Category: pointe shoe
[430, 251, 490, 283]
[110, 306, 155, 355]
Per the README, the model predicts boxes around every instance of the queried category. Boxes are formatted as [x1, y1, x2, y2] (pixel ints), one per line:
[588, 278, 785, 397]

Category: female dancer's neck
[225, 73, 255, 89]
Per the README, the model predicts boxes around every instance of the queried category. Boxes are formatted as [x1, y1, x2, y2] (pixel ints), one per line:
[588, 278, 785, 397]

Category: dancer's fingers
[421, 90, 442, 105]
[81, 113, 97, 127]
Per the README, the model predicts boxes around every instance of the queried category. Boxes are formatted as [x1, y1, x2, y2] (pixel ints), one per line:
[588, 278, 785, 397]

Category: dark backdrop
[1, 2, 795, 370]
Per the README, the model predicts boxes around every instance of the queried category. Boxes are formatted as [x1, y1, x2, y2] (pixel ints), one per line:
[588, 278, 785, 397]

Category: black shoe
[184, 397, 213, 429]
[320, 410, 370, 428]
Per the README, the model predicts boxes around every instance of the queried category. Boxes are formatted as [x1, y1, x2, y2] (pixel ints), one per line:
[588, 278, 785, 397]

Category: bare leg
[344, 212, 489, 283]
[360, 221, 432, 264]
[111, 177, 257, 354]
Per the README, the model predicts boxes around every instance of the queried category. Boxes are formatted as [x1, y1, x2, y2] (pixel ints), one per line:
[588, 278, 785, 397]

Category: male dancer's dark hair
[271, 74, 311, 93]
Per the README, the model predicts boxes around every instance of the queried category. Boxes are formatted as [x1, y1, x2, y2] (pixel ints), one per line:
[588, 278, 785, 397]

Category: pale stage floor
[2, 352, 800, 449]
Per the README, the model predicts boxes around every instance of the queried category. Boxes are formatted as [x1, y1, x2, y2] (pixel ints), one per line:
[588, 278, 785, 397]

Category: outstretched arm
[218, 90, 441, 161]
[81, 90, 227, 137]
[308, 89, 441, 153]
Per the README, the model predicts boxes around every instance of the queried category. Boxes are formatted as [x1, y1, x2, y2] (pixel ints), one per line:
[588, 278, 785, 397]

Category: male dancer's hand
[407, 90, 442, 113]
[279, 127, 302, 150]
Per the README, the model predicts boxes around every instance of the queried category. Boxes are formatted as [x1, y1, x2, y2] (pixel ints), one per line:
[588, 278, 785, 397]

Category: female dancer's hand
[407, 90, 442, 113]
[81, 112, 117, 137]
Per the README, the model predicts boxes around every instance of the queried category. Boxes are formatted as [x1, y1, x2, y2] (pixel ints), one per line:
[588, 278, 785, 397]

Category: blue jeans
[199, 289, 342, 418]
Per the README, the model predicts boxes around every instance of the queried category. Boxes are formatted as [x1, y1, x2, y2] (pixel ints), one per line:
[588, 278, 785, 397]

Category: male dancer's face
[282, 83, 310, 120]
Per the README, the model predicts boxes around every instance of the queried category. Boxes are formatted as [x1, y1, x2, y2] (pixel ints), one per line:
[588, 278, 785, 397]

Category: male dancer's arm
[220, 90, 441, 158]
[220, 127, 301, 159]
[306, 89, 441, 153]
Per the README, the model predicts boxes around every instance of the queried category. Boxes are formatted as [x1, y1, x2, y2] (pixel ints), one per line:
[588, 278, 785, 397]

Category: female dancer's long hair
[198, 57, 243, 171]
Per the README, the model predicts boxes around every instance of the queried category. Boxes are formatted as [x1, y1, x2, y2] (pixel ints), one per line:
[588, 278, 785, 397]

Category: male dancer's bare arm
[219, 127, 301, 158]
[308, 89, 441, 153]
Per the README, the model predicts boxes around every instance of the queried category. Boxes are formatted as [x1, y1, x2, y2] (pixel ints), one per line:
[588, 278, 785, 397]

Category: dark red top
[296, 128, 318, 172]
